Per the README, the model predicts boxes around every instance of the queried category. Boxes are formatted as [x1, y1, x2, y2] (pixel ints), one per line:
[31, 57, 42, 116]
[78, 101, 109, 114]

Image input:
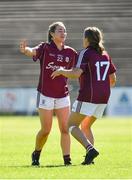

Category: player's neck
[54, 40, 64, 51]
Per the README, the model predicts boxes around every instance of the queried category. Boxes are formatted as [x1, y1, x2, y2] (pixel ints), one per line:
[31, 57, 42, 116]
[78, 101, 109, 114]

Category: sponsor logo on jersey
[46, 62, 66, 71]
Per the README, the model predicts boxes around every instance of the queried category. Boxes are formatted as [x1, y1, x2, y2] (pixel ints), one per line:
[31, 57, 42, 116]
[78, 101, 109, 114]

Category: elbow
[110, 78, 116, 87]
[111, 81, 116, 87]
[110, 73, 116, 87]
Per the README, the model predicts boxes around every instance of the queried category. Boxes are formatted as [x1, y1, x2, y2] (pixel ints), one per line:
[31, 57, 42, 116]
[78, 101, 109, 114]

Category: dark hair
[47, 22, 66, 43]
[84, 27, 105, 54]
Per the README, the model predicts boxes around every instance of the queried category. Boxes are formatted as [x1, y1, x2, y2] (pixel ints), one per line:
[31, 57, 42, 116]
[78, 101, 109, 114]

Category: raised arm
[109, 73, 116, 87]
[20, 39, 36, 57]
[51, 67, 83, 79]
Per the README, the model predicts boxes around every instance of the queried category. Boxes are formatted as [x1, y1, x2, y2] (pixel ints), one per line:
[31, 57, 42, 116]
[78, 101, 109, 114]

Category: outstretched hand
[20, 39, 28, 54]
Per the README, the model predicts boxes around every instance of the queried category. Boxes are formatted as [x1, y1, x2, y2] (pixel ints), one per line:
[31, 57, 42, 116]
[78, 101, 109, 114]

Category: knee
[39, 128, 51, 137]
[81, 120, 90, 130]
[81, 123, 89, 131]
[60, 126, 69, 134]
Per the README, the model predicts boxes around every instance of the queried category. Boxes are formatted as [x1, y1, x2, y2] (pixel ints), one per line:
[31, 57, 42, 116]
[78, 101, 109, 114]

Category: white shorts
[72, 100, 107, 119]
[37, 92, 70, 110]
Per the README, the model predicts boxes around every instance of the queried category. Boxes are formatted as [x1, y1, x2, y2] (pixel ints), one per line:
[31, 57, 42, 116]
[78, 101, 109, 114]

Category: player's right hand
[20, 39, 27, 54]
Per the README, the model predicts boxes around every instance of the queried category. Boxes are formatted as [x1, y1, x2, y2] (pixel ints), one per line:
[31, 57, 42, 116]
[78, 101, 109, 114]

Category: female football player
[51, 26, 116, 165]
[20, 22, 77, 166]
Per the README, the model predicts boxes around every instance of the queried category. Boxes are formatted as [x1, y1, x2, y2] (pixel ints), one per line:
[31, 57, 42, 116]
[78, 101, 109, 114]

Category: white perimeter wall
[0, 87, 132, 116]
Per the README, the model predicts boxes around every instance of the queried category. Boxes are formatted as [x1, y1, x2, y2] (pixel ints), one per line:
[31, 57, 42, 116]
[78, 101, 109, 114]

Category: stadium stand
[0, 0, 132, 90]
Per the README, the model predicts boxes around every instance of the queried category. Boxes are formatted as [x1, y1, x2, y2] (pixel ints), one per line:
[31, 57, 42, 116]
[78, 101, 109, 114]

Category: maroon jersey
[33, 41, 77, 98]
[76, 47, 116, 104]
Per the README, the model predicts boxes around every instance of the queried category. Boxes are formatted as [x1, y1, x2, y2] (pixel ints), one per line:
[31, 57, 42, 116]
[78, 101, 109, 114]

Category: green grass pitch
[0, 116, 132, 179]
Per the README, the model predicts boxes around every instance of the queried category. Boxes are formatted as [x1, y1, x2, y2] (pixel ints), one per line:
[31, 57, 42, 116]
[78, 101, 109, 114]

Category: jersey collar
[50, 41, 65, 50]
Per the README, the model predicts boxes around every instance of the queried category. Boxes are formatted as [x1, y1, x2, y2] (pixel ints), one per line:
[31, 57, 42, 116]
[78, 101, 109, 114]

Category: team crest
[65, 57, 70, 63]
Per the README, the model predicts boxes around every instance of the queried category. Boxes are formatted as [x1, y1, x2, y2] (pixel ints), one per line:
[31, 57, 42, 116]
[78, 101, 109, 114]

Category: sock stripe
[86, 144, 93, 151]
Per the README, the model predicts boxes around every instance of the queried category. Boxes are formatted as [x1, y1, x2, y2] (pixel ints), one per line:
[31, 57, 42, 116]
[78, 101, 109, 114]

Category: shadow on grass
[44, 164, 78, 168]
[0, 164, 79, 168]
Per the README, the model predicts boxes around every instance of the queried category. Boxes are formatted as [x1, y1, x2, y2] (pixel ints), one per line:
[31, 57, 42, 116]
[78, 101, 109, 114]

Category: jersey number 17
[95, 61, 110, 81]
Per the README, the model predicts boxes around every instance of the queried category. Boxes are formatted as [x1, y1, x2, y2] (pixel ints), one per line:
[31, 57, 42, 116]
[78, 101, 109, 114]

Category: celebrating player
[51, 26, 116, 165]
[20, 22, 77, 166]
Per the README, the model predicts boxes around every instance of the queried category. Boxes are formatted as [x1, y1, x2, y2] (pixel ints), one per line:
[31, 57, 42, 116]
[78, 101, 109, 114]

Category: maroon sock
[34, 150, 41, 154]
[63, 154, 71, 163]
